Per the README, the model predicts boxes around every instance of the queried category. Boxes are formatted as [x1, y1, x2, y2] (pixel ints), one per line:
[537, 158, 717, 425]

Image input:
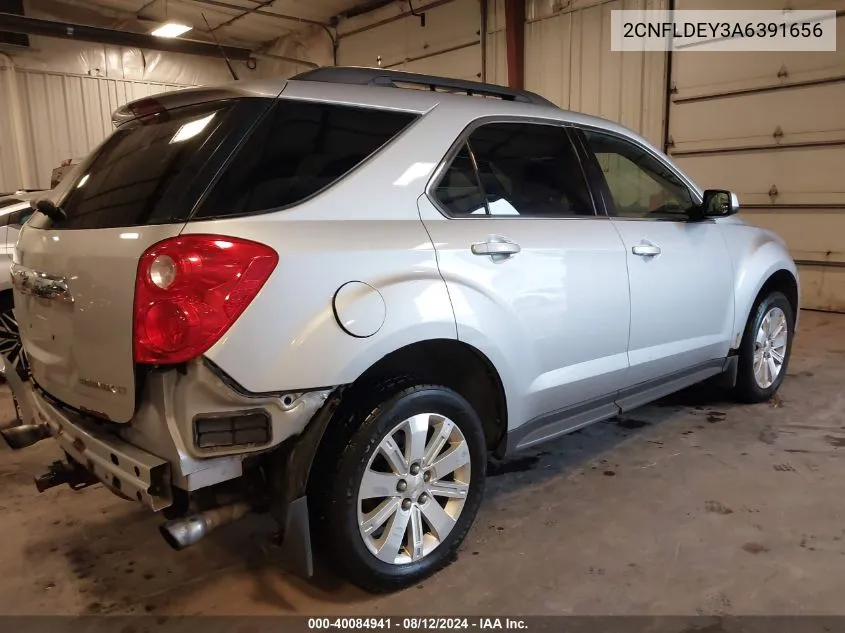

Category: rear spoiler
[111, 80, 287, 128]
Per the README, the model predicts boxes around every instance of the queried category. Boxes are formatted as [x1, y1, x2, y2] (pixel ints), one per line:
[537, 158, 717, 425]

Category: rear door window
[469, 122, 594, 218]
[194, 100, 418, 219]
[54, 101, 236, 230]
[433, 144, 488, 216]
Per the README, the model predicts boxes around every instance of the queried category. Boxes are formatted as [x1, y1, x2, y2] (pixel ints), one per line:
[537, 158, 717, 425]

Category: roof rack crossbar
[290, 67, 557, 108]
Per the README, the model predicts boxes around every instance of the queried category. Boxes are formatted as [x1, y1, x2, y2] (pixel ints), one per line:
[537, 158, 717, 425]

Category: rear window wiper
[34, 199, 67, 223]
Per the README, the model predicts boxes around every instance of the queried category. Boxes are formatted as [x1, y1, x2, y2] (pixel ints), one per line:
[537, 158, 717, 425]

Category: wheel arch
[293, 338, 508, 572]
[726, 226, 800, 347]
[287, 338, 508, 529]
[735, 266, 799, 349]
[337, 338, 508, 454]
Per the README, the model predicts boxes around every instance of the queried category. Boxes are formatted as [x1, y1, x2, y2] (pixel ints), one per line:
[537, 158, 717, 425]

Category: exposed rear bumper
[3, 356, 173, 510]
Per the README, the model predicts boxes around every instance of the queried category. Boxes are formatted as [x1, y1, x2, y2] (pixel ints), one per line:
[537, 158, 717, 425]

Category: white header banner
[610, 9, 837, 52]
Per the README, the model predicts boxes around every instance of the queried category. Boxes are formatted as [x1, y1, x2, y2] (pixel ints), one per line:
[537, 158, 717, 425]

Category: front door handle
[632, 243, 661, 257]
[471, 238, 521, 261]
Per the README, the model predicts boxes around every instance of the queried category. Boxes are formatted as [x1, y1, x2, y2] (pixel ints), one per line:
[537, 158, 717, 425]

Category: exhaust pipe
[159, 501, 251, 551]
[1, 424, 50, 450]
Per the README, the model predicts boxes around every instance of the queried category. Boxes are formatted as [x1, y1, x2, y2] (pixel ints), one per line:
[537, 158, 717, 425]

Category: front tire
[733, 290, 794, 403]
[311, 384, 486, 593]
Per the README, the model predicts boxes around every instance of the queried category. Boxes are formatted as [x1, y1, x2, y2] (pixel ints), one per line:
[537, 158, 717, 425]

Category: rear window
[194, 100, 417, 219]
[54, 102, 234, 230]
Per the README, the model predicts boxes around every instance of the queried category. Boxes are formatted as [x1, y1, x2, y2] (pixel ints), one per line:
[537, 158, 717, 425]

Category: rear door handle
[471, 241, 521, 256]
[632, 243, 661, 257]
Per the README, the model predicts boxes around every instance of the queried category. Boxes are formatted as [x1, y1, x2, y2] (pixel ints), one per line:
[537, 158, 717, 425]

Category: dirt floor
[1, 310, 844, 616]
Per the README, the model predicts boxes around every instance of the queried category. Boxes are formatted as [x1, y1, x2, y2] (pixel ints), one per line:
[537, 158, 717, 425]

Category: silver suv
[3, 68, 798, 593]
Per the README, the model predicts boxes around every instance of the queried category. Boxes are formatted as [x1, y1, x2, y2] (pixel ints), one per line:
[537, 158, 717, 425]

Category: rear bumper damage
[4, 356, 172, 509]
[1, 354, 338, 576]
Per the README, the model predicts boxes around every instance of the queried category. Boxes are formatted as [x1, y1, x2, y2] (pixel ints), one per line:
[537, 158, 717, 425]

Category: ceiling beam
[211, 0, 276, 32]
[339, 0, 396, 20]
[135, 0, 159, 18]
[338, 0, 459, 40]
[184, 0, 330, 27]
[0, 11, 254, 60]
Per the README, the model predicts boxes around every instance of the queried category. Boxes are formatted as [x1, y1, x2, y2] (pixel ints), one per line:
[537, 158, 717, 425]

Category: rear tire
[733, 291, 794, 403]
[310, 383, 486, 593]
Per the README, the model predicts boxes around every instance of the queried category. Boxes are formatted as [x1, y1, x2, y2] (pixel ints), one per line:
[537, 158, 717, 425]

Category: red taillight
[133, 235, 278, 364]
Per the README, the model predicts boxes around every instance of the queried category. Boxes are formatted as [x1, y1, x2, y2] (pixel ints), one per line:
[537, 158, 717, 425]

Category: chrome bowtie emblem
[11, 264, 74, 304]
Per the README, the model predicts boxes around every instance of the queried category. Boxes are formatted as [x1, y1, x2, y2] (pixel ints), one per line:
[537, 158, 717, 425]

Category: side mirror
[701, 189, 740, 218]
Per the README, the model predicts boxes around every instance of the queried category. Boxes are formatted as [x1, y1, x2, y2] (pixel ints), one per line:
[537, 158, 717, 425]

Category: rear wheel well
[335, 340, 507, 453]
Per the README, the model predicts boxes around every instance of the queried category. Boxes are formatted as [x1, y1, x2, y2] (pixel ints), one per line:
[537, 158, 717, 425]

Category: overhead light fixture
[151, 22, 192, 38]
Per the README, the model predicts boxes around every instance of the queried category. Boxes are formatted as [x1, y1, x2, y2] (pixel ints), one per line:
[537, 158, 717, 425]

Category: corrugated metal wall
[519, 0, 668, 147]
[669, 0, 845, 312]
[0, 68, 187, 192]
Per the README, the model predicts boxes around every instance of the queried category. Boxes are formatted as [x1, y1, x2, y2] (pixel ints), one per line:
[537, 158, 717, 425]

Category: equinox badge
[78, 378, 127, 395]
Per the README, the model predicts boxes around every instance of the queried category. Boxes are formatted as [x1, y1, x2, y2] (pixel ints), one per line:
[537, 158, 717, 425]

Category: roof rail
[291, 66, 558, 108]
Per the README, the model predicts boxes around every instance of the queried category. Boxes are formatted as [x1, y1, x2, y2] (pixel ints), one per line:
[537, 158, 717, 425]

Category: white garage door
[669, 2, 845, 312]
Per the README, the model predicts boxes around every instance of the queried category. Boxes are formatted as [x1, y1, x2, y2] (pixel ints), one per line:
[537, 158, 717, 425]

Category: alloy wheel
[753, 306, 788, 389]
[0, 307, 27, 379]
[357, 413, 471, 565]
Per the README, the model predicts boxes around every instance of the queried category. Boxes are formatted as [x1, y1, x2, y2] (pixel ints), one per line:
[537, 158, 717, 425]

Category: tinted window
[468, 122, 593, 217]
[196, 100, 417, 219]
[583, 130, 695, 220]
[56, 102, 233, 229]
[433, 144, 487, 216]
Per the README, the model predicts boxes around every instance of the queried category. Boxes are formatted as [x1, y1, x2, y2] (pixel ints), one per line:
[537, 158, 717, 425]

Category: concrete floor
[1, 310, 844, 616]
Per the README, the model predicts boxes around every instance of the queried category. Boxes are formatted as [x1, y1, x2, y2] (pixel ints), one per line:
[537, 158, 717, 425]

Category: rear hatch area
[12, 94, 275, 422]
[14, 225, 185, 421]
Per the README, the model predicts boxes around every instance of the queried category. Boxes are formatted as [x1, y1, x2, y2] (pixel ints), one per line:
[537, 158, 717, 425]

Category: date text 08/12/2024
[307, 618, 529, 630]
